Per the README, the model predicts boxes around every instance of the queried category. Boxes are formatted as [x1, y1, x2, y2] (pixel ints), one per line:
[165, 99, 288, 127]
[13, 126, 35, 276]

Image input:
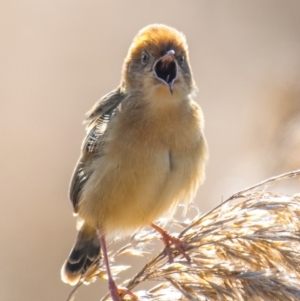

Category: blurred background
[1, 1, 300, 300]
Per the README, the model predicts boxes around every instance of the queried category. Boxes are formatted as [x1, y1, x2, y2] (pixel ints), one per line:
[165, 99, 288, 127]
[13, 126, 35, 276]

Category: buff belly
[77, 140, 203, 235]
[78, 147, 171, 234]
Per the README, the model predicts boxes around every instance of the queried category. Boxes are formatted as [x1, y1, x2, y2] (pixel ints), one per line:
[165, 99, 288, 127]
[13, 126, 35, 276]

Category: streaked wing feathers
[69, 87, 124, 213]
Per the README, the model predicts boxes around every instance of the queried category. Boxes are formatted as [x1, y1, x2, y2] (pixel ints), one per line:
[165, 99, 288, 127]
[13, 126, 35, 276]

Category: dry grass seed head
[68, 170, 300, 301]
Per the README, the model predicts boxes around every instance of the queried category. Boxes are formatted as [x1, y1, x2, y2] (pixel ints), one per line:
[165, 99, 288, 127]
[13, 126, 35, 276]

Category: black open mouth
[154, 54, 177, 94]
[155, 60, 177, 84]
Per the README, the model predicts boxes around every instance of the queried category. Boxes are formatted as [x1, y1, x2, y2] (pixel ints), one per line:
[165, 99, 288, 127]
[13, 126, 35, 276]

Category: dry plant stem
[126, 251, 166, 292]
[151, 222, 191, 263]
[65, 280, 83, 301]
[180, 168, 300, 238]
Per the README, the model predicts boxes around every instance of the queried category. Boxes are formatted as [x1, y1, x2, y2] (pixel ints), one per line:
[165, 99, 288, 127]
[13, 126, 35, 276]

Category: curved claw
[151, 223, 191, 263]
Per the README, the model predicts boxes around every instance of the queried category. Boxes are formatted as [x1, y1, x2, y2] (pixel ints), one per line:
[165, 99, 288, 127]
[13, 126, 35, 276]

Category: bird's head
[121, 24, 196, 98]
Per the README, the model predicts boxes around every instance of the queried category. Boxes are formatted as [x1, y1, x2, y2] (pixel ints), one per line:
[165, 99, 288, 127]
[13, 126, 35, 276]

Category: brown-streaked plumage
[61, 24, 208, 301]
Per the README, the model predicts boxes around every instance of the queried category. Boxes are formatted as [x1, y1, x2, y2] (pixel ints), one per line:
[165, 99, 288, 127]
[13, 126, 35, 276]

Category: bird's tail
[61, 224, 100, 286]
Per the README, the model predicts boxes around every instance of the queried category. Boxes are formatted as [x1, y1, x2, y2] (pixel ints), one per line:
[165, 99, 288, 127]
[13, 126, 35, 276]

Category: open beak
[153, 50, 177, 94]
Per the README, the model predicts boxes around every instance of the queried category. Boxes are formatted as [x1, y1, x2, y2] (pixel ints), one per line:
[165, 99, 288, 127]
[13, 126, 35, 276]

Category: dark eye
[141, 52, 149, 65]
[178, 55, 185, 67]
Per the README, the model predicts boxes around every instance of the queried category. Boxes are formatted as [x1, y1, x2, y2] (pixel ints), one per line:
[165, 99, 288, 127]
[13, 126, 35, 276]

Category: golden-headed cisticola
[61, 24, 208, 301]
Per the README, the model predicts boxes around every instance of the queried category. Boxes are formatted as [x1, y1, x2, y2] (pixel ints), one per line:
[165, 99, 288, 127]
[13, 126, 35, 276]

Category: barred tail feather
[61, 225, 100, 286]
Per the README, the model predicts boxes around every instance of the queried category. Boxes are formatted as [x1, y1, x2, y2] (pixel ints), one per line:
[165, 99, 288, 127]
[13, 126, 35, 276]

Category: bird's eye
[141, 52, 149, 65]
[178, 55, 185, 67]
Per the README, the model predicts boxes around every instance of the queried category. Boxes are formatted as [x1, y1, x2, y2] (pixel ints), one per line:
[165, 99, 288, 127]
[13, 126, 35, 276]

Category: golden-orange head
[121, 24, 196, 96]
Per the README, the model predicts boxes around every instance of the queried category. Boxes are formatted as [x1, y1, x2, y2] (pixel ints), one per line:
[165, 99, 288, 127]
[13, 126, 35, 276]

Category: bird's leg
[98, 233, 122, 301]
[151, 223, 191, 263]
[98, 232, 137, 301]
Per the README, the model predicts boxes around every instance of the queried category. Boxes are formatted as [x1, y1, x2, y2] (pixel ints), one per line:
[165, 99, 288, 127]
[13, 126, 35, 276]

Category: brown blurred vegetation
[0, 1, 299, 301]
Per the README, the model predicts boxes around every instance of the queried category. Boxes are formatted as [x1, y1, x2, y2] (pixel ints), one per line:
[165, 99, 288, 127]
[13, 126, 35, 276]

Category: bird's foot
[151, 223, 191, 263]
[108, 279, 138, 301]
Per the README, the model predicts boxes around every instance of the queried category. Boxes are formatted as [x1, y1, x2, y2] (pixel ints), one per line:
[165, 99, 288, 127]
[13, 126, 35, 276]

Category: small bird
[61, 24, 208, 301]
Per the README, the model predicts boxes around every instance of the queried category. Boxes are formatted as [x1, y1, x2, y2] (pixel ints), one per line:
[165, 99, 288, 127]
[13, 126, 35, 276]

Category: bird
[61, 24, 208, 301]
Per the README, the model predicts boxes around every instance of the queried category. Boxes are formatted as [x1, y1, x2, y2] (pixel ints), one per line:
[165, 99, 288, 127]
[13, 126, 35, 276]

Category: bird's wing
[69, 87, 125, 213]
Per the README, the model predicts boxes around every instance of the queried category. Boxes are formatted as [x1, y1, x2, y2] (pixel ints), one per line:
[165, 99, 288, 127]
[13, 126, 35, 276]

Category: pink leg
[151, 223, 191, 263]
[99, 233, 122, 301]
[98, 232, 137, 301]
